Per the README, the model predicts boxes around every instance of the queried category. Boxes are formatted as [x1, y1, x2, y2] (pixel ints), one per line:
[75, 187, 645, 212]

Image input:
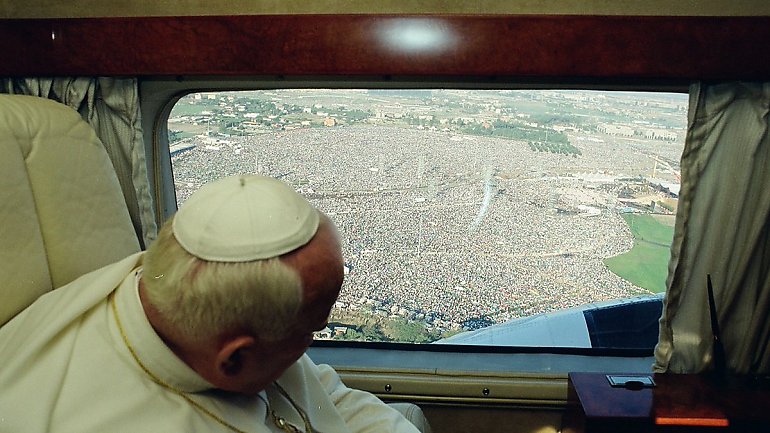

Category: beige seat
[0, 94, 140, 326]
[389, 402, 432, 433]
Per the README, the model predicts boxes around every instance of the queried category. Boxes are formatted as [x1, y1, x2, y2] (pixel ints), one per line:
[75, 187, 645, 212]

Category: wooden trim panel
[1, 15, 769, 81]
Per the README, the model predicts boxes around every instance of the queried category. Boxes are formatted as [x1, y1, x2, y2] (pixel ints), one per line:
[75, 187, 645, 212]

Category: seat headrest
[0, 94, 140, 326]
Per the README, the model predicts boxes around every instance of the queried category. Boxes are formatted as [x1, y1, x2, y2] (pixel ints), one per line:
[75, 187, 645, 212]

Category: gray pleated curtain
[655, 82, 770, 374]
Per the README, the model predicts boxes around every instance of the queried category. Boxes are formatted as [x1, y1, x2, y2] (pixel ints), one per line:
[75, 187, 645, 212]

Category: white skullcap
[172, 175, 319, 262]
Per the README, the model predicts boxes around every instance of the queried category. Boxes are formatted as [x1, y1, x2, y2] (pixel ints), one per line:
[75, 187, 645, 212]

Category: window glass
[168, 89, 687, 348]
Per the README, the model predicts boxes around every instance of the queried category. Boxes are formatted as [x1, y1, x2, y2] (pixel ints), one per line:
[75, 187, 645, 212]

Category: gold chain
[273, 382, 315, 433]
[110, 292, 315, 433]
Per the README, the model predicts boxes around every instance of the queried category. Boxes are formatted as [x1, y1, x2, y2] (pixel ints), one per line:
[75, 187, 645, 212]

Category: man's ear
[215, 335, 256, 377]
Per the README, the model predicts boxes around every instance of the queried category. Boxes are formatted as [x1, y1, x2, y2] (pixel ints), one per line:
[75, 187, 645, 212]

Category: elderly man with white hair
[0, 175, 429, 433]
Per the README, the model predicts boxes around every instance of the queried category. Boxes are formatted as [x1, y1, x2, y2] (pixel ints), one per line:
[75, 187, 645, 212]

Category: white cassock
[0, 253, 420, 433]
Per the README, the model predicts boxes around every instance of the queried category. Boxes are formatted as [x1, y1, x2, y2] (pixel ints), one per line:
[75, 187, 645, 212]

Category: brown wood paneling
[0, 15, 769, 81]
[566, 372, 770, 432]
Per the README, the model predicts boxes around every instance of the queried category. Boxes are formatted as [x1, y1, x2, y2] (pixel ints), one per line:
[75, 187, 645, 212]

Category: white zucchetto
[172, 175, 319, 262]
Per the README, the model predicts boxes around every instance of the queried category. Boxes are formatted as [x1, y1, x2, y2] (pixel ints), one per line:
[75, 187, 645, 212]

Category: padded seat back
[0, 94, 140, 326]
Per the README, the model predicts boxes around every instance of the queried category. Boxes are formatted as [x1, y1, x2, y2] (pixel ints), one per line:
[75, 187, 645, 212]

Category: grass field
[604, 213, 675, 293]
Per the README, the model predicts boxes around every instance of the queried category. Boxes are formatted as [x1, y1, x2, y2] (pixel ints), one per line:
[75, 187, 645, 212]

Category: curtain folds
[1, 78, 157, 248]
[655, 82, 770, 374]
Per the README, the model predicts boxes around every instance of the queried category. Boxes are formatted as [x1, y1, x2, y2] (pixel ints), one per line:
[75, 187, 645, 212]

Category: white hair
[142, 216, 303, 343]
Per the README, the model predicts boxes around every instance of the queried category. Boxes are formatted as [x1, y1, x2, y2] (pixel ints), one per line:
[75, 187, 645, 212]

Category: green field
[604, 213, 674, 293]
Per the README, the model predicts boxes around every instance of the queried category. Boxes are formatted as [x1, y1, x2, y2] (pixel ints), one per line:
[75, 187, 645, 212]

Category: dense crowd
[173, 126, 661, 331]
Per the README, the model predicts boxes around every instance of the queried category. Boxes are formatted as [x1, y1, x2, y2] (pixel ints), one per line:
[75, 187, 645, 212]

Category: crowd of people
[172, 126, 661, 332]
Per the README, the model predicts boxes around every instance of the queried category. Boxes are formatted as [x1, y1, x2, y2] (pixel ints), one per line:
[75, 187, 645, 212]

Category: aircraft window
[168, 89, 686, 350]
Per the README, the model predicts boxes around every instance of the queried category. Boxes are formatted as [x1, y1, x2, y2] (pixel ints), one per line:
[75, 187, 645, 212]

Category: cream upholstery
[389, 403, 433, 433]
[0, 94, 140, 326]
